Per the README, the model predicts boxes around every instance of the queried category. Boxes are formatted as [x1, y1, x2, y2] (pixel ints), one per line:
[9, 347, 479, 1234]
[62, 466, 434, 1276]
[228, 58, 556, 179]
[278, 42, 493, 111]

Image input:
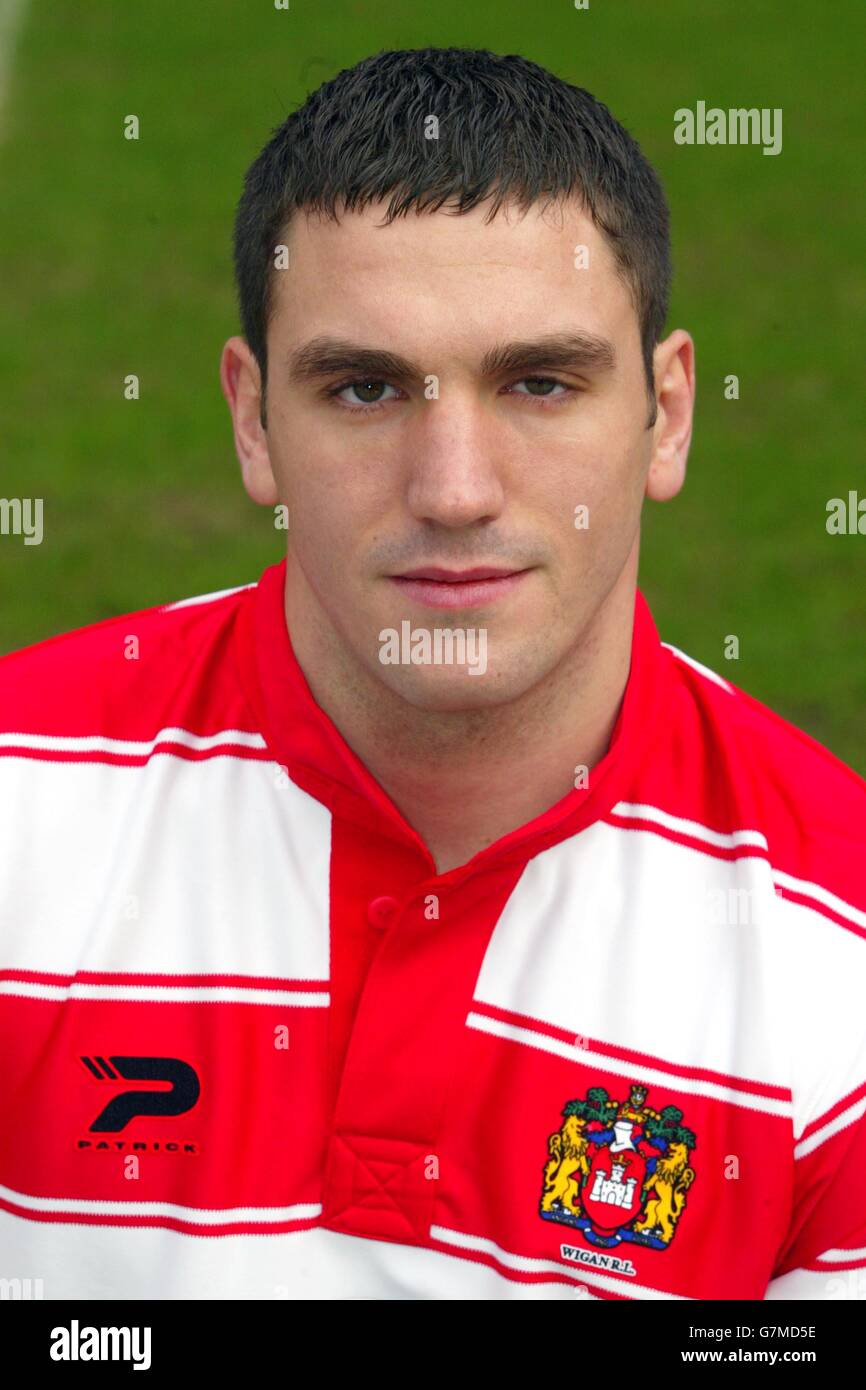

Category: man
[1, 47, 864, 1302]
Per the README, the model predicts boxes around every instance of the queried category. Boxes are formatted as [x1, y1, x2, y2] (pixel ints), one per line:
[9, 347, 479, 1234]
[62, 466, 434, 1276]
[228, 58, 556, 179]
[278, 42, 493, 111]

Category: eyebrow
[285, 332, 616, 386]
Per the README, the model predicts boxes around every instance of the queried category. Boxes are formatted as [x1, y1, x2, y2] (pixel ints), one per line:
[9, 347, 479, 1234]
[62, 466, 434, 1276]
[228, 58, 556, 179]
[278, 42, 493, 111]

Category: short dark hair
[232, 47, 671, 426]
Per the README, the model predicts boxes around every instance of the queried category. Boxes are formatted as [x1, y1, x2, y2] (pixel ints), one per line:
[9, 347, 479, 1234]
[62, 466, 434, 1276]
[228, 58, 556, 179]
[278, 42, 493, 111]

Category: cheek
[291, 490, 351, 569]
[279, 453, 388, 589]
[539, 446, 646, 593]
[541, 443, 638, 534]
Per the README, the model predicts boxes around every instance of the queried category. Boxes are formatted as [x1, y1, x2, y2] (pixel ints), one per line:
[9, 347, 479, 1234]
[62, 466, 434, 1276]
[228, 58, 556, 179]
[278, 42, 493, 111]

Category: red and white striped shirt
[1, 560, 865, 1300]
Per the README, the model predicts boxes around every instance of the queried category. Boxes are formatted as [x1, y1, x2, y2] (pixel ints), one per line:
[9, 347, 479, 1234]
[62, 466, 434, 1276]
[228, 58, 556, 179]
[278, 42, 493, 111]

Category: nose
[404, 392, 507, 528]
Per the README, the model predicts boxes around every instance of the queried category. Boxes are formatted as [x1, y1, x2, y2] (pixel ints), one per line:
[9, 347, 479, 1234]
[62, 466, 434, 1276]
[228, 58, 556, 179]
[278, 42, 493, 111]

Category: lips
[389, 565, 531, 610]
[396, 566, 524, 582]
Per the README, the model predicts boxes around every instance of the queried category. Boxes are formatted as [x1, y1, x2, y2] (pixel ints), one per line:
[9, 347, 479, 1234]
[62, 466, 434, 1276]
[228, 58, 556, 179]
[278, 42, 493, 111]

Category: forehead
[270, 195, 637, 354]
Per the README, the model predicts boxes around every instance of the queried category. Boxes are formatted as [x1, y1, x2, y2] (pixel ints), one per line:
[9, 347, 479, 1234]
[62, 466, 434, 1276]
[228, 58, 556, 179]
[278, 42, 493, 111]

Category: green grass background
[1, 0, 863, 770]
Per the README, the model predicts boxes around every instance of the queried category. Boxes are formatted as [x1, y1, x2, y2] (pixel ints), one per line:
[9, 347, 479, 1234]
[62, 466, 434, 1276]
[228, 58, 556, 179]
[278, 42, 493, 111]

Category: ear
[219, 336, 279, 506]
[645, 329, 695, 503]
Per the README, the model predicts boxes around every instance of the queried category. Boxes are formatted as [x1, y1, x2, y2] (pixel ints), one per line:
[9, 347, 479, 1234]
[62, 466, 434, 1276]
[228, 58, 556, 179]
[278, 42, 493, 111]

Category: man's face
[250, 196, 674, 709]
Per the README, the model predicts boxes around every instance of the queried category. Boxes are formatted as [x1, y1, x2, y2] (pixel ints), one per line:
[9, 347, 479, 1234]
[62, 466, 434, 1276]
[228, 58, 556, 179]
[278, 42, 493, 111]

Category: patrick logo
[539, 1083, 697, 1251]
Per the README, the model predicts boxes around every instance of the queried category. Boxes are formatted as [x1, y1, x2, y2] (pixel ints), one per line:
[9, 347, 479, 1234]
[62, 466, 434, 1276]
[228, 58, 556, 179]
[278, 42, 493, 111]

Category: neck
[284, 561, 637, 875]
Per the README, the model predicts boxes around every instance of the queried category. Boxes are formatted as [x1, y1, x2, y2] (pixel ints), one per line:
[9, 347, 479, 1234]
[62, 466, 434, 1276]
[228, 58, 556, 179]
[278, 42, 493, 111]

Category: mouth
[388, 565, 533, 610]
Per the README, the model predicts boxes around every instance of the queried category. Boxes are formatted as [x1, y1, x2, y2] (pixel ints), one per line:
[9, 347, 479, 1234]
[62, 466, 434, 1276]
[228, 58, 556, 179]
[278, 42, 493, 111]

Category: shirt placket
[321, 838, 526, 1245]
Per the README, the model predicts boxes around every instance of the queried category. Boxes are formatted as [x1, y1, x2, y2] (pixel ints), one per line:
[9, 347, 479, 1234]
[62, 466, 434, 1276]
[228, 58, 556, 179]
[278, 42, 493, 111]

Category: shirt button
[366, 895, 400, 930]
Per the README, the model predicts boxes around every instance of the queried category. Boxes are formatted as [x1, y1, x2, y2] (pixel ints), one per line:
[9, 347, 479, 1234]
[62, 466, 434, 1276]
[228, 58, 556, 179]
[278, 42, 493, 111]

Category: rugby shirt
[1, 558, 865, 1301]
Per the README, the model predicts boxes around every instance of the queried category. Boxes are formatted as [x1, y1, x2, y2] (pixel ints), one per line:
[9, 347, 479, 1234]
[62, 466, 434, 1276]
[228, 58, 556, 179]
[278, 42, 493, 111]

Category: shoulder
[653, 638, 866, 928]
[0, 581, 260, 749]
[660, 638, 866, 838]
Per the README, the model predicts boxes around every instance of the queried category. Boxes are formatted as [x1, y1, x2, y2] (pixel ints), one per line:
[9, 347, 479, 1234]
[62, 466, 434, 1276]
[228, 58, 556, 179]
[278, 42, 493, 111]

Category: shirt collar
[235, 558, 667, 877]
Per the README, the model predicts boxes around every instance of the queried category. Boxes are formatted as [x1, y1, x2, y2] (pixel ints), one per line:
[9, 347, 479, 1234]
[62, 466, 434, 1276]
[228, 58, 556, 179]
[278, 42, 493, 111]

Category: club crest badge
[539, 1083, 696, 1251]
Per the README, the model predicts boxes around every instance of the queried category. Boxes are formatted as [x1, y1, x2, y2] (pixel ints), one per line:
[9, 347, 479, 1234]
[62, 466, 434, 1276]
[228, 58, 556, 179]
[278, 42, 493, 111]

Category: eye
[329, 380, 401, 410]
[506, 377, 572, 401]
